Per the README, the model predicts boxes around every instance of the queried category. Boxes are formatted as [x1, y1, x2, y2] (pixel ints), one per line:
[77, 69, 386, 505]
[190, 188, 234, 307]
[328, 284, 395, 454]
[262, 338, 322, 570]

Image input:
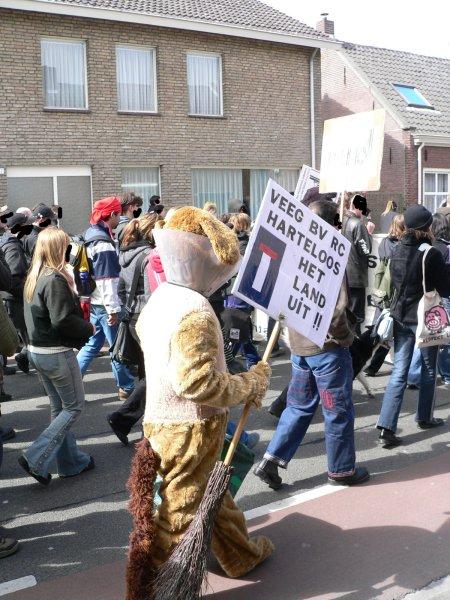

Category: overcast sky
[262, 0, 450, 58]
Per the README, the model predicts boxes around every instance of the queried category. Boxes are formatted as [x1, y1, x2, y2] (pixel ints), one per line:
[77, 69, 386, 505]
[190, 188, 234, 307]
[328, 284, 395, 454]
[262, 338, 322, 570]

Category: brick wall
[0, 8, 321, 212]
[321, 49, 409, 225]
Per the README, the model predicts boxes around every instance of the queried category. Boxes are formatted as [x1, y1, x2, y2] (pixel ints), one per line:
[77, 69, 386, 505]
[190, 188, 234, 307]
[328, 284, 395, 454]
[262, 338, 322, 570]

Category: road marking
[244, 483, 342, 521]
[0, 576, 37, 597]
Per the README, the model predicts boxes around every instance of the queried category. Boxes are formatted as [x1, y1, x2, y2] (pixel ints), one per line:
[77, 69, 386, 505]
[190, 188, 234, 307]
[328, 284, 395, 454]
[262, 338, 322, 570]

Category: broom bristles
[153, 461, 232, 600]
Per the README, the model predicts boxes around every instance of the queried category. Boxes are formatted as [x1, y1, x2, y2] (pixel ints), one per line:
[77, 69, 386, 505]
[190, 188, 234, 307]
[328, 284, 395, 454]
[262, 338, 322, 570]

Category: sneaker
[107, 415, 129, 446]
[245, 432, 260, 449]
[378, 428, 402, 448]
[1, 428, 16, 442]
[60, 456, 95, 478]
[0, 537, 19, 559]
[254, 459, 282, 490]
[15, 353, 30, 374]
[417, 417, 445, 429]
[18, 455, 51, 486]
[328, 466, 370, 486]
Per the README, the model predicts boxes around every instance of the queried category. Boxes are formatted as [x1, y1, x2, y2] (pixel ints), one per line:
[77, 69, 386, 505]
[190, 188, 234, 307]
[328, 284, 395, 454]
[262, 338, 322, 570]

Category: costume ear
[197, 211, 240, 266]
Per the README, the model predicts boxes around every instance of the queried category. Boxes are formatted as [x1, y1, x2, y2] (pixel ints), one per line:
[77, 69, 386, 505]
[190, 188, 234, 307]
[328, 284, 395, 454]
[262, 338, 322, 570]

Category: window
[187, 53, 222, 116]
[250, 169, 300, 216]
[393, 84, 433, 109]
[423, 171, 449, 213]
[116, 45, 157, 113]
[191, 169, 241, 214]
[41, 39, 88, 109]
[122, 167, 160, 211]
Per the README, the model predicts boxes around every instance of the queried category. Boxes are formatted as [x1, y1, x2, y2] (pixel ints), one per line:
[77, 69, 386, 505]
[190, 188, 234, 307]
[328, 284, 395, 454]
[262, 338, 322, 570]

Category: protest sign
[319, 109, 385, 193]
[232, 179, 351, 348]
[294, 165, 320, 202]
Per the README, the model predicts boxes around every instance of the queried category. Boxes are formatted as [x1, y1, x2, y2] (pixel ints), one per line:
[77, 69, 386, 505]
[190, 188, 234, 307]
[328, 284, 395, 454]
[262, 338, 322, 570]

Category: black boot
[254, 459, 282, 490]
[378, 428, 402, 448]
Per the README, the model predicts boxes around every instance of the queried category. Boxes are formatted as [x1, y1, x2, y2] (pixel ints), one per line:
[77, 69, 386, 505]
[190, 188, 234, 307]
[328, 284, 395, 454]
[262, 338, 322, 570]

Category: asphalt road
[1, 349, 450, 589]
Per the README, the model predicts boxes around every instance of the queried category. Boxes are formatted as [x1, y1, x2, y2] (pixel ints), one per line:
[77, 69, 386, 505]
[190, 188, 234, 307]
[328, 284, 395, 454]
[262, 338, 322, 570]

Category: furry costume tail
[126, 437, 161, 600]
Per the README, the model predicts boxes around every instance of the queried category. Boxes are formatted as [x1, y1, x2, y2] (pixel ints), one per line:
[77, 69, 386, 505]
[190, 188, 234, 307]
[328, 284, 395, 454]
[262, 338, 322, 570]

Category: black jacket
[342, 212, 372, 287]
[390, 233, 450, 325]
[23, 227, 40, 261]
[24, 271, 93, 349]
[0, 248, 11, 293]
[433, 238, 450, 263]
[0, 231, 28, 300]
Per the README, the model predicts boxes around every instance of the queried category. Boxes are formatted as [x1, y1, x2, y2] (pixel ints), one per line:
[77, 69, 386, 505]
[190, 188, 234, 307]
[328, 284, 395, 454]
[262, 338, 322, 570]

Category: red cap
[90, 196, 122, 225]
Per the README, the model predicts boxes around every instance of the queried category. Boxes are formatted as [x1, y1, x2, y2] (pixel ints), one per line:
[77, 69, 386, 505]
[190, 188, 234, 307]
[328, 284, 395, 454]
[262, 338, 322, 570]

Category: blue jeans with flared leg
[24, 350, 90, 478]
[264, 347, 356, 477]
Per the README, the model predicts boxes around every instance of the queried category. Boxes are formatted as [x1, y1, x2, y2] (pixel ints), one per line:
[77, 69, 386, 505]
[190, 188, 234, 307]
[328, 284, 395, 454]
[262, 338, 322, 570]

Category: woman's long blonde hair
[24, 226, 73, 302]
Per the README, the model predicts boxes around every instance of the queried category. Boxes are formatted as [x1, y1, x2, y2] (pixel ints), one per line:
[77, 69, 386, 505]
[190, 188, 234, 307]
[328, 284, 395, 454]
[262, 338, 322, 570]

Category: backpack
[68, 234, 105, 296]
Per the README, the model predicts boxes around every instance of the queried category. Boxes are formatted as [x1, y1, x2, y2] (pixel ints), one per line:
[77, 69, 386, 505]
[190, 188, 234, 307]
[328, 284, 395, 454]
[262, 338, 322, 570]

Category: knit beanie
[404, 204, 433, 231]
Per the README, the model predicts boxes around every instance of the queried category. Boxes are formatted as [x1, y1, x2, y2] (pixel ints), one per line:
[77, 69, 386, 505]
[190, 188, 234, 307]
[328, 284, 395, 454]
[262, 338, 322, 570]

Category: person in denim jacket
[254, 200, 369, 490]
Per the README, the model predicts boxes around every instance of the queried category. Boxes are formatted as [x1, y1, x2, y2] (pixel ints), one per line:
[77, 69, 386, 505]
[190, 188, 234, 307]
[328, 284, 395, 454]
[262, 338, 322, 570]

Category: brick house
[319, 18, 450, 224]
[0, 0, 338, 234]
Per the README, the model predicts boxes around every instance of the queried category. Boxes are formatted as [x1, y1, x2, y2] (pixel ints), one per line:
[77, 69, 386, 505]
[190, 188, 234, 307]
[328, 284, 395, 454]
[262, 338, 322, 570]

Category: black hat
[6, 213, 28, 229]
[32, 204, 55, 221]
[404, 204, 433, 231]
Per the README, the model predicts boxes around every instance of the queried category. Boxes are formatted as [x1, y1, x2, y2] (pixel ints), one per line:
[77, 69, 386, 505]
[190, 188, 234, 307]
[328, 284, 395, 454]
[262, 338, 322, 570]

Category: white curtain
[274, 169, 300, 195]
[116, 46, 156, 112]
[250, 170, 270, 219]
[122, 167, 160, 211]
[187, 54, 221, 116]
[41, 39, 86, 109]
[192, 169, 242, 215]
[423, 172, 449, 213]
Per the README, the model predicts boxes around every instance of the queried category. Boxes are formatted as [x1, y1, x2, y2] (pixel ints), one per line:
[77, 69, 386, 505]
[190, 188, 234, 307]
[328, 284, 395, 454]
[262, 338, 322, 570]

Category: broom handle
[224, 319, 282, 467]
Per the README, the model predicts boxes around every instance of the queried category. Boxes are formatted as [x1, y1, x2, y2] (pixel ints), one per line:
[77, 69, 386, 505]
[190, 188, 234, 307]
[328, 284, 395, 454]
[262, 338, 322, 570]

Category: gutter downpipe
[309, 48, 319, 169]
[417, 142, 425, 204]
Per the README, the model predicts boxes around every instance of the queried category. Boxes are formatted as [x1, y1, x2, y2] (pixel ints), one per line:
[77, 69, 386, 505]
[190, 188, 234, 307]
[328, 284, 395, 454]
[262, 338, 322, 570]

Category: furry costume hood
[153, 206, 241, 297]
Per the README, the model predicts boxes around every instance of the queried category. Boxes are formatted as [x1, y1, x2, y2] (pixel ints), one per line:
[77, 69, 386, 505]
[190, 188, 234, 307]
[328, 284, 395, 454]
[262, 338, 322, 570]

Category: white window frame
[186, 51, 223, 117]
[121, 166, 161, 208]
[115, 43, 158, 114]
[423, 168, 450, 210]
[41, 37, 89, 110]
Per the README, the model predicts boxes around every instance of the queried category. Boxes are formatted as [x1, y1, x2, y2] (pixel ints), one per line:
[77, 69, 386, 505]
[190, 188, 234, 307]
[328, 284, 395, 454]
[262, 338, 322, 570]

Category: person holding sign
[254, 200, 369, 489]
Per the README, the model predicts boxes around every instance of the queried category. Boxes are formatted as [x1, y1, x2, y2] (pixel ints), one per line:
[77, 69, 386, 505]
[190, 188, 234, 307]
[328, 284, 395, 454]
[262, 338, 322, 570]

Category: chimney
[316, 13, 335, 36]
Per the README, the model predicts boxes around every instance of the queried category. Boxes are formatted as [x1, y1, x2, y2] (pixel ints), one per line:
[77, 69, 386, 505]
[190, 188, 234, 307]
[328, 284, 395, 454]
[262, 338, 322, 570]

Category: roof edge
[1, 0, 341, 50]
[413, 134, 450, 147]
[336, 48, 409, 130]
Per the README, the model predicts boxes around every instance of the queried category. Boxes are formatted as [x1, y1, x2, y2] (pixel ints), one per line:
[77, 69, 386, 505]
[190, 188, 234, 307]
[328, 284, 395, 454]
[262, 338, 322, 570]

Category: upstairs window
[393, 84, 433, 109]
[116, 45, 157, 113]
[41, 39, 88, 109]
[187, 52, 223, 116]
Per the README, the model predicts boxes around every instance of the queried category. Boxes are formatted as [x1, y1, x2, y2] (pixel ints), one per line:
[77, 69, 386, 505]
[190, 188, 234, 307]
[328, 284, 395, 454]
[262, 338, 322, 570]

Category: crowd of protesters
[0, 190, 449, 559]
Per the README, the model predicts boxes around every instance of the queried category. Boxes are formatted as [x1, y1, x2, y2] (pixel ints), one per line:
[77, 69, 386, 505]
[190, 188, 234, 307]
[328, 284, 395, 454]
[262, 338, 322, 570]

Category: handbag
[416, 245, 450, 348]
[111, 254, 147, 365]
[0, 300, 20, 356]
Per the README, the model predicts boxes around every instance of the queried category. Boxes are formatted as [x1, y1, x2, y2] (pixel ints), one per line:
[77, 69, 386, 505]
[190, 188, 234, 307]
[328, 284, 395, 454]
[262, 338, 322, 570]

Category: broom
[153, 319, 282, 600]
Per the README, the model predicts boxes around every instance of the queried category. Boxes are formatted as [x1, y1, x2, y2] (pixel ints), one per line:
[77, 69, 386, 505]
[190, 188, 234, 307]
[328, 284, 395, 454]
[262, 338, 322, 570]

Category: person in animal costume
[126, 206, 273, 598]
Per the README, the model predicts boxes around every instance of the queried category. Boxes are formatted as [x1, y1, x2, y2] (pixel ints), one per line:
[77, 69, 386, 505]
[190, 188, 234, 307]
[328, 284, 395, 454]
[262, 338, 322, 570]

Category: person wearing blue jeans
[23, 351, 92, 482]
[254, 200, 369, 489]
[438, 297, 450, 384]
[77, 197, 135, 398]
[77, 304, 134, 393]
[376, 205, 449, 448]
[378, 322, 439, 438]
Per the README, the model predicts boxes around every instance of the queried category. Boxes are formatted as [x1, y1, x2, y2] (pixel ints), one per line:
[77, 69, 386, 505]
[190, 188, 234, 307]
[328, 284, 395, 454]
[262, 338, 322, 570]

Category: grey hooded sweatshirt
[118, 241, 152, 314]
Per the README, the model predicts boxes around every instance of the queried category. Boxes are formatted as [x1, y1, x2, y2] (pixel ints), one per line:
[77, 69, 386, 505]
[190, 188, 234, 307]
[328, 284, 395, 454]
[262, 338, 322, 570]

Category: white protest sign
[294, 165, 320, 201]
[232, 179, 351, 348]
[319, 109, 385, 193]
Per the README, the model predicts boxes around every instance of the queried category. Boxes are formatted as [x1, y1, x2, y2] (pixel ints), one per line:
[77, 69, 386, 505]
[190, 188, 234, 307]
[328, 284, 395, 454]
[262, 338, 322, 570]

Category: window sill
[188, 114, 226, 120]
[117, 111, 161, 116]
[43, 107, 91, 114]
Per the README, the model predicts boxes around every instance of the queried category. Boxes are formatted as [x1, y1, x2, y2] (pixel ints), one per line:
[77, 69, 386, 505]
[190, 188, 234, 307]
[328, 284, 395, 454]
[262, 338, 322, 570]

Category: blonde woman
[379, 199, 398, 233]
[19, 227, 94, 485]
